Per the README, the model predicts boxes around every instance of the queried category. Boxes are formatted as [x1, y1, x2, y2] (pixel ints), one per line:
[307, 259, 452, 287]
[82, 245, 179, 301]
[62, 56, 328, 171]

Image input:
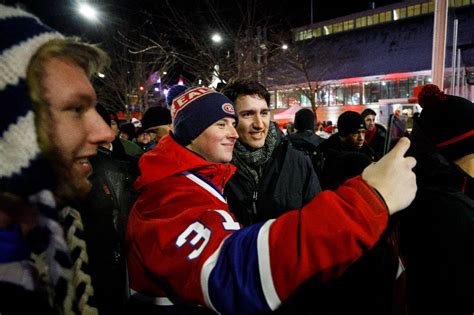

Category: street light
[282, 44, 288, 50]
[77, 3, 99, 22]
[211, 33, 223, 43]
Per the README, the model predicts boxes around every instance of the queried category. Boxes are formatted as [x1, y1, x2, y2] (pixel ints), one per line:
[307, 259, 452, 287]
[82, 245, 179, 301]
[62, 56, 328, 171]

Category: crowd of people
[0, 4, 473, 315]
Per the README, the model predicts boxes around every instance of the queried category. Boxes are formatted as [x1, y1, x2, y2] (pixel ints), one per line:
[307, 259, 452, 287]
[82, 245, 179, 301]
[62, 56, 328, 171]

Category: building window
[407, 4, 421, 17]
[399, 79, 409, 97]
[344, 20, 354, 31]
[344, 84, 361, 105]
[421, 2, 430, 14]
[370, 13, 380, 25]
[333, 86, 344, 105]
[313, 27, 322, 37]
[399, 7, 407, 19]
[356, 16, 367, 27]
[379, 11, 391, 23]
[429, 1, 435, 11]
[334, 22, 343, 33]
[364, 82, 381, 103]
[387, 81, 398, 98]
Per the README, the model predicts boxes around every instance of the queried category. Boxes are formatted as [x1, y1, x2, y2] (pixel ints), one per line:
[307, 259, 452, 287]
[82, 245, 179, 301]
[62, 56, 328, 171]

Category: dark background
[2, 0, 402, 42]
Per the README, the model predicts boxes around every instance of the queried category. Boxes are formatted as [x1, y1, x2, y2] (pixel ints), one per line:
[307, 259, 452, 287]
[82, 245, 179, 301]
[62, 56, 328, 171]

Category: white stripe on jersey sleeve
[200, 237, 227, 314]
[257, 219, 281, 310]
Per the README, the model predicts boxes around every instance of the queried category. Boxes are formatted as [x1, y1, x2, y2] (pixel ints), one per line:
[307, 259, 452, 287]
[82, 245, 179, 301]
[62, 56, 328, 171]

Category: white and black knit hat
[0, 4, 63, 203]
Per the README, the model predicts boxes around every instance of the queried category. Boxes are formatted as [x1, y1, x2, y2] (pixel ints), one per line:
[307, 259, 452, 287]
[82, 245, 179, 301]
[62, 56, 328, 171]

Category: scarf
[365, 126, 377, 145]
[232, 123, 282, 187]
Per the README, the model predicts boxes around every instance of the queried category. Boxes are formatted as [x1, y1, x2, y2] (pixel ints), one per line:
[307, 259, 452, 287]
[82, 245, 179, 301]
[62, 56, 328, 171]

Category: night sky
[2, 0, 402, 42]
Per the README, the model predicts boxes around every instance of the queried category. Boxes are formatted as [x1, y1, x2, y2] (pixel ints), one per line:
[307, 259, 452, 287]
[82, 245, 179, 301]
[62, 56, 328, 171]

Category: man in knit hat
[315, 111, 376, 190]
[398, 84, 474, 313]
[126, 86, 419, 314]
[140, 106, 172, 145]
[0, 5, 115, 313]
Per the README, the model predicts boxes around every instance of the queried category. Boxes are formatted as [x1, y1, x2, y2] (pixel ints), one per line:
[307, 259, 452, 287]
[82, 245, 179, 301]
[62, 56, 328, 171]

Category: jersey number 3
[176, 210, 240, 260]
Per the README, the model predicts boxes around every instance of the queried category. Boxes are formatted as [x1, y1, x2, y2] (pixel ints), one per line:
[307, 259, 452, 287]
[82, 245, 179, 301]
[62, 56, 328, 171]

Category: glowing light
[97, 72, 105, 78]
[282, 44, 288, 50]
[211, 33, 222, 43]
[78, 3, 99, 21]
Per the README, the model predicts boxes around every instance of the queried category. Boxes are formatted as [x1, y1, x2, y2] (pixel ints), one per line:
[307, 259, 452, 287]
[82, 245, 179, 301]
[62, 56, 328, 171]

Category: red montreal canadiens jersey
[126, 135, 389, 314]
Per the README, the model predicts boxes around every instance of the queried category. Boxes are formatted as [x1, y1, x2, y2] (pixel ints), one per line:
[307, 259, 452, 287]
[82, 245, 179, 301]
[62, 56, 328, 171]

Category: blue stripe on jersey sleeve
[207, 222, 272, 314]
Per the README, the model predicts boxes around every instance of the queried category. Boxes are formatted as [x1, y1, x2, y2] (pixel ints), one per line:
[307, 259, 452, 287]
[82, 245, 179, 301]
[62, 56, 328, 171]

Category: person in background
[119, 122, 136, 141]
[398, 84, 474, 313]
[97, 106, 143, 160]
[289, 108, 325, 152]
[288, 108, 325, 178]
[126, 86, 417, 314]
[134, 127, 155, 152]
[361, 108, 386, 160]
[140, 106, 172, 145]
[0, 5, 115, 313]
[316, 111, 376, 190]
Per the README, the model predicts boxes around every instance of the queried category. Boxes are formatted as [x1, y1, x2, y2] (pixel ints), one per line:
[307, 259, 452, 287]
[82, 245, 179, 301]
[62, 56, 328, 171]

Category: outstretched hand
[362, 137, 417, 215]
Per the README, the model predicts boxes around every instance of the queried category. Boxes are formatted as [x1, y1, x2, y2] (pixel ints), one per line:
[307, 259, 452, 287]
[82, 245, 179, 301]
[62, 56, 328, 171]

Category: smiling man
[126, 86, 419, 314]
[0, 5, 114, 313]
[221, 80, 321, 226]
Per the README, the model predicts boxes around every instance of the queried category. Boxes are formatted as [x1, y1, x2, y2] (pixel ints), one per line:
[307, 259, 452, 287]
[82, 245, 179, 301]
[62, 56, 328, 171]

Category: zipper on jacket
[252, 191, 258, 215]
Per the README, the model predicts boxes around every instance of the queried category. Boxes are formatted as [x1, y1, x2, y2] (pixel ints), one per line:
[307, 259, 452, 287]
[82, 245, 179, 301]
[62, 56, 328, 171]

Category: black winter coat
[78, 146, 140, 315]
[316, 133, 375, 190]
[225, 138, 321, 227]
[398, 126, 474, 314]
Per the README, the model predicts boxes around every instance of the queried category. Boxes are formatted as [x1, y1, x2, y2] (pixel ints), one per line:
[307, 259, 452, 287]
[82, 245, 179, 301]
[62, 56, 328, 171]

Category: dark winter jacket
[316, 133, 375, 190]
[225, 137, 321, 227]
[288, 130, 325, 152]
[398, 126, 474, 314]
[78, 146, 140, 315]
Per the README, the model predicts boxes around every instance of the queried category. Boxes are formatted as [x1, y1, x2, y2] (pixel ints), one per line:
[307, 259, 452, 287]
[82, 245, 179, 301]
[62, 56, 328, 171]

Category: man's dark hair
[361, 108, 377, 119]
[221, 79, 270, 105]
[294, 108, 316, 132]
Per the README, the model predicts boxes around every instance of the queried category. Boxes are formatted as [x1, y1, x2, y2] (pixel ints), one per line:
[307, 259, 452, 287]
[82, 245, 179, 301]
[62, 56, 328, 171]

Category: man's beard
[44, 143, 92, 206]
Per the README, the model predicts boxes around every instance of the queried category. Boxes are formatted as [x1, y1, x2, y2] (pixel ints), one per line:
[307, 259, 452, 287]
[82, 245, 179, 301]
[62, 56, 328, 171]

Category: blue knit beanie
[171, 87, 238, 146]
[0, 5, 63, 202]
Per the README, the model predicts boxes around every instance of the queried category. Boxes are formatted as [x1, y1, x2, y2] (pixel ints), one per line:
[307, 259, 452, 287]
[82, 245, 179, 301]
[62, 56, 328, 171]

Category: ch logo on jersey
[172, 87, 213, 119]
[222, 103, 235, 115]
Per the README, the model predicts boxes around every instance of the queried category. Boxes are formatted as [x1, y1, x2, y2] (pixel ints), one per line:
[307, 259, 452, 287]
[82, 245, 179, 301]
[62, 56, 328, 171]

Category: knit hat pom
[418, 84, 445, 108]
